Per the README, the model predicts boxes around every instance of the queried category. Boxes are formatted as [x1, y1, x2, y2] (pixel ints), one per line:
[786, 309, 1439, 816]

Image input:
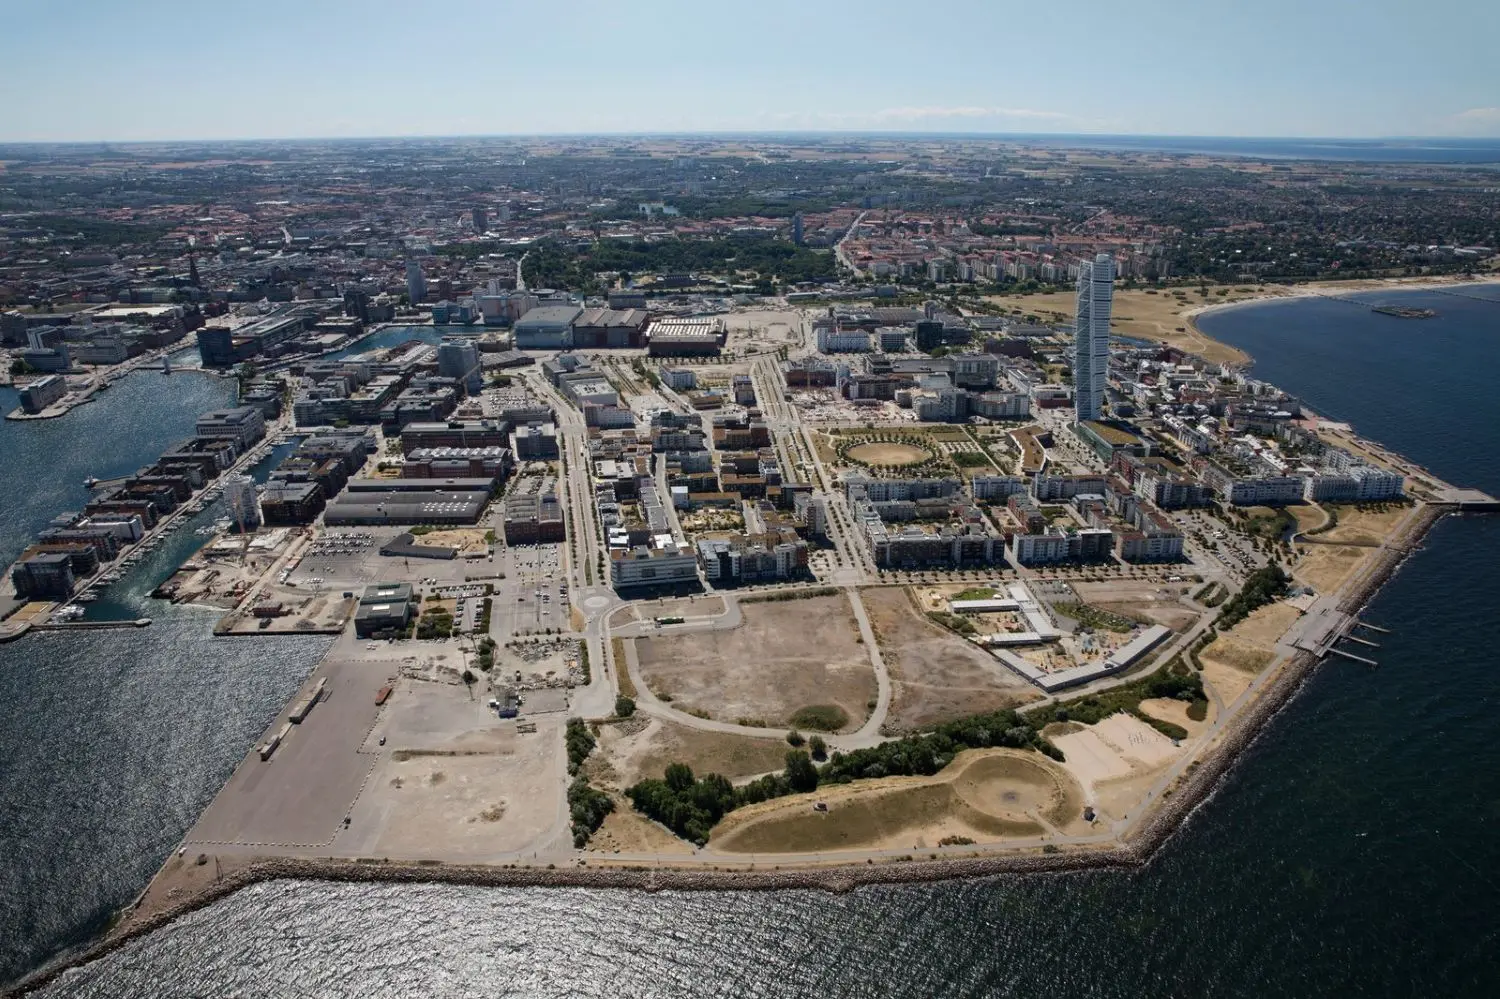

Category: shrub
[785, 728, 805, 747]
[789, 704, 849, 732]
[565, 718, 596, 775]
[568, 777, 614, 847]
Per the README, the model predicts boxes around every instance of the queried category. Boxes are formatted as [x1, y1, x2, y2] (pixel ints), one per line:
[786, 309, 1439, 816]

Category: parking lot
[489, 543, 571, 639]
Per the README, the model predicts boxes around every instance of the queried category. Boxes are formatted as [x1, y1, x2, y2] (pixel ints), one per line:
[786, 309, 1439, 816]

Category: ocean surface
[0, 373, 331, 986]
[7, 287, 1500, 996]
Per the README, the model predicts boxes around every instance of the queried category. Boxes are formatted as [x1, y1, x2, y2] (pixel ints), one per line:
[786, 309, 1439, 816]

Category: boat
[1372, 305, 1437, 319]
[56, 604, 86, 621]
[83, 477, 99, 489]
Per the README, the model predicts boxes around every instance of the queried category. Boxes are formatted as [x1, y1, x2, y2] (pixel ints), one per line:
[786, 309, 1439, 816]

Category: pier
[1327, 647, 1378, 667]
[1291, 606, 1384, 668]
[32, 618, 153, 632]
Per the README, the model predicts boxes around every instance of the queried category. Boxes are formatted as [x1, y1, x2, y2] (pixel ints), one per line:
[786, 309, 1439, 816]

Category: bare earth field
[984, 288, 1258, 366]
[709, 749, 1084, 854]
[633, 593, 875, 731]
[846, 441, 931, 466]
[1049, 712, 1187, 822]
[864, 586, 1037, 732]
[1068, 580, 1202, 631]
[589, 716, 790, 790]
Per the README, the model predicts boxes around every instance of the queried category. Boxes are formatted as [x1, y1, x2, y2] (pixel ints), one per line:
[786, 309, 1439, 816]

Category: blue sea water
[7, 288, 1500, 996]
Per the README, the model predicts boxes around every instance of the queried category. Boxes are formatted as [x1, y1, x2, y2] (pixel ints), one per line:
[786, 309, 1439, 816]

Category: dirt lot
[416, 528, 489, 556]
[709, 749, 1084, 854]
[1049, 712, 1186, 822]
[344, 715, 563, 862]
[633, 594, 875, 731]
[863, 586, 1037, 732]
[630, 594, 725, 621]
[847, 441, 931, 466]
[588, 716, 790, 789]
[1068, 580, 1202, 631]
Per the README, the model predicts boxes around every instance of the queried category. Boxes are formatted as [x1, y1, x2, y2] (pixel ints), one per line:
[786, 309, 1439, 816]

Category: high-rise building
[791, 212, 804, 246]
[1073, 253, 1114, 423]
[472, 207, 488, 232]
[437, 338, 483, 396]
[406, 259, 427, 305]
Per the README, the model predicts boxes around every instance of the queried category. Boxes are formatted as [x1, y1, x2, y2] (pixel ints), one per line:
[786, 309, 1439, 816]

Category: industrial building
[503, 475, 565, 543]
[354, 582, 416, 638]
[323, 481, 492, 526]
[513, 305, 582, 350]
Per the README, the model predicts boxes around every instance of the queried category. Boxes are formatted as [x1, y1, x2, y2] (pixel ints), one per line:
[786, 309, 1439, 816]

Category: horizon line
[3, 129, 1500, 148]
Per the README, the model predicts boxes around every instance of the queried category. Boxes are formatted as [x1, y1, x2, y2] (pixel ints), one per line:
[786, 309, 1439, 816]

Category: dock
[32, 618, 153, 632]
[1328, 647, 1378, 667]
[1291, 606, 1383, 668]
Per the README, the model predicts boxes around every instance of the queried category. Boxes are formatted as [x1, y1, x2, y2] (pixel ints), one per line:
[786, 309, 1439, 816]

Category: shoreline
[4, 284, 1487, 996]
[1180, 274, 1500, 369]
[8, 500, 1450, 999]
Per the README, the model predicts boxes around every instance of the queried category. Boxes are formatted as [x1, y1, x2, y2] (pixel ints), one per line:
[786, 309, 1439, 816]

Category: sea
[5, 288, 1500, 997]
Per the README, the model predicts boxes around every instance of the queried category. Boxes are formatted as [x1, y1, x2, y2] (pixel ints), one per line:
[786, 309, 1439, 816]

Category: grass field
[708, 749, 1082, 853]
[592, 716, 790, 790]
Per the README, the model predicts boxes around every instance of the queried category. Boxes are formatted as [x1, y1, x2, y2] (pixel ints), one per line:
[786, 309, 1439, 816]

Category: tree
[809, 735, 828, 761]
[784, 750, 819, 793]
[615, 695, 636, 718]
[785, 728, 805, 747]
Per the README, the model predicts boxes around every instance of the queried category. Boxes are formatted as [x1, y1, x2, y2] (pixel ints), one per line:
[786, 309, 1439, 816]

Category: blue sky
[2, 0, 1497, 142]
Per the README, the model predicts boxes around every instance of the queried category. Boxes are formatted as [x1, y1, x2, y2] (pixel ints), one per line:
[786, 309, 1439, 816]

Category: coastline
[4, 281, 1488, 996]
[8, 501, 1451, 999]
[1180, 273, 1500, 369]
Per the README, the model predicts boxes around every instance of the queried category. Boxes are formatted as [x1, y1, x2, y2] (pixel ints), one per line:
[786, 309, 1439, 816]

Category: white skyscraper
[1073, 252, 1115, 423]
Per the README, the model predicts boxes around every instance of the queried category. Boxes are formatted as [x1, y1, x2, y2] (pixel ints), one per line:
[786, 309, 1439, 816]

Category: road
[833, 210, 869, 276]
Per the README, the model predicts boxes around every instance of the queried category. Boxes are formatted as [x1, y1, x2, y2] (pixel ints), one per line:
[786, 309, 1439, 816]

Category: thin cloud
[758, 106, 1072, 129]
[1445, 107, 1500, 136]
[872, 106, 1070, 122]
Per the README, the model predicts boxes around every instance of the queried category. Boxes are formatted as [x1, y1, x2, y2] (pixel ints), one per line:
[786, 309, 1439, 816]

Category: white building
[610, 543, 699, 589]
[816, 327, 873, 353]
[224, 475, 261, 531]
[1073, 253, 1114, 423]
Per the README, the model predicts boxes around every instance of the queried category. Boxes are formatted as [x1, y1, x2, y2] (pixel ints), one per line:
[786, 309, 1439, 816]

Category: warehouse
[323, 488, 490, 526]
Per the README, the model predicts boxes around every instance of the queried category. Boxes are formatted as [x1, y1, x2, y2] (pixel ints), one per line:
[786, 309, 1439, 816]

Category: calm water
[11, 289, 1500, 996]
[329, 324, 479, 359]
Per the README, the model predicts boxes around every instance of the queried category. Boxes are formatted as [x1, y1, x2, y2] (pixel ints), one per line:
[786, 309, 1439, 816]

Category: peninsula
[2, 135, 1497, 995]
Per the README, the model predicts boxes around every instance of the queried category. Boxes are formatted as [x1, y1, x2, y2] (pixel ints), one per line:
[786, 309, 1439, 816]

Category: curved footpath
[7, 502, 1448, 999]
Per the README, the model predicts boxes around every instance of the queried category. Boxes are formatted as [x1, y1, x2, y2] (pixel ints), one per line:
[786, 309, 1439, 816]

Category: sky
[2, 0, 1498, 143]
